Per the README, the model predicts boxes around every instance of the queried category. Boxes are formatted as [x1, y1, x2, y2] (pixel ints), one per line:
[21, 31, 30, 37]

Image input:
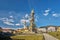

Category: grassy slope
[48, 32, 60, 40]
[11, 34, 44, 40]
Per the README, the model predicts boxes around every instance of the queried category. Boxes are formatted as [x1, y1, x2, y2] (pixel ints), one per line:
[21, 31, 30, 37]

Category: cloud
[25, 14, 29, 18]
[9, 16, 13, 18]
[20, 19, 29, 23]
[0, 17, 14, 26]
[26, 20, 29, 23]
[20, 13, 40, 26]
[20, 19, 26, 23]
[0, 18, 7, 21]
[0, 15, 14, 22]
[45, 9, 50, 13]
[4, 21, 14, 26]
[8, 19, 14, 22]
[15, 23, 20, 26]
[43, 9, 50, 16]
[52, 13, 60, 17]
[34, 14, 40, 22]
[43, 13, 49, 16]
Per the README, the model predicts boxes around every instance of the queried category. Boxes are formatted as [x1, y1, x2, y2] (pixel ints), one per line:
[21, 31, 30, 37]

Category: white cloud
[0, 17, 14, 22]
[34, 14, 40, 22]
[4, 21, 14, 26]
[26, 20, 29, 23]
[9, 16, 13, 18]
[52, 14, 57, 17]
[8, 19, 14, 22]
[20, 19, 29, 23]
[43, 13, 49, 16]
[15, 23, 20, 26]
[52, 13, 60, 17]
[25, 14, 29, 18]
[45, 9, 50, 13]
[0, 17, 14, 26]
[20, 19, 26, 23]
[0, 18, 7, 21]
[43, 9, 50, 16]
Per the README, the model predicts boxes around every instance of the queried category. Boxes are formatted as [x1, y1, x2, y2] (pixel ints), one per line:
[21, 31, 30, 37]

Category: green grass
[11, 34, 44, 40]
[48, 32, 60, 40]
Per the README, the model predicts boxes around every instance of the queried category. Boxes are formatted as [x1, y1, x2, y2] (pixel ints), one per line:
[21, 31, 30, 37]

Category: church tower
[29, 9, 36, 32]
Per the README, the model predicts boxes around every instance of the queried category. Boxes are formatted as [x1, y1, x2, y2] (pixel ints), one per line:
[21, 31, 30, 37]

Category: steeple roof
[31, 9, 34, 13]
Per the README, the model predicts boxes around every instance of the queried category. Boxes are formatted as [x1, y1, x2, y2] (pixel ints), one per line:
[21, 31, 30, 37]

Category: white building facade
[37, 28, 47, 33]
[47, 26, 56, 32]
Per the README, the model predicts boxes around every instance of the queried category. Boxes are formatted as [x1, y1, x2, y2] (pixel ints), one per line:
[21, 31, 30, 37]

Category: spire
[31, 9, 34, 17]
[31, 9, 34, 13]
[29, 9, 36, 32]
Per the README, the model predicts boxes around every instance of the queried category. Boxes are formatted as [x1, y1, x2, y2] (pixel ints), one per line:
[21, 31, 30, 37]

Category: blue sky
[0, 0, 60, 29]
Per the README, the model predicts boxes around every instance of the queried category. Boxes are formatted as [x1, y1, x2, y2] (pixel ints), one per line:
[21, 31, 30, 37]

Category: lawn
[48, 32, 60, 40]
[11, 34, 44, 40]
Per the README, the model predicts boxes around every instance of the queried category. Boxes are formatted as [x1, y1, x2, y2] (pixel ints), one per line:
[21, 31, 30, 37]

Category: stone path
[43, 33, 59, 40]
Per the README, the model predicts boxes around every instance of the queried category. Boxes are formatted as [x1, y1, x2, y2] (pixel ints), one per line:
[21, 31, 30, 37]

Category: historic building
[16, 9, 37, 33]
[46, 26, 56, 32]
[29, 9, 36, 33]
[57, 26, 60, 32]
[38, 27, 47, 33]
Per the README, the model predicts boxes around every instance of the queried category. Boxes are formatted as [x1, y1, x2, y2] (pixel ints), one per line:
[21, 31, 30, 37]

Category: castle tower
[29, 9, 36, 32]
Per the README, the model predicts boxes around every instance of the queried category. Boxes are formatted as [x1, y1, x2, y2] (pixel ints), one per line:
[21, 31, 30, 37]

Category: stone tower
[29, 9, 36, 32]
[23, 20, 27, 29]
